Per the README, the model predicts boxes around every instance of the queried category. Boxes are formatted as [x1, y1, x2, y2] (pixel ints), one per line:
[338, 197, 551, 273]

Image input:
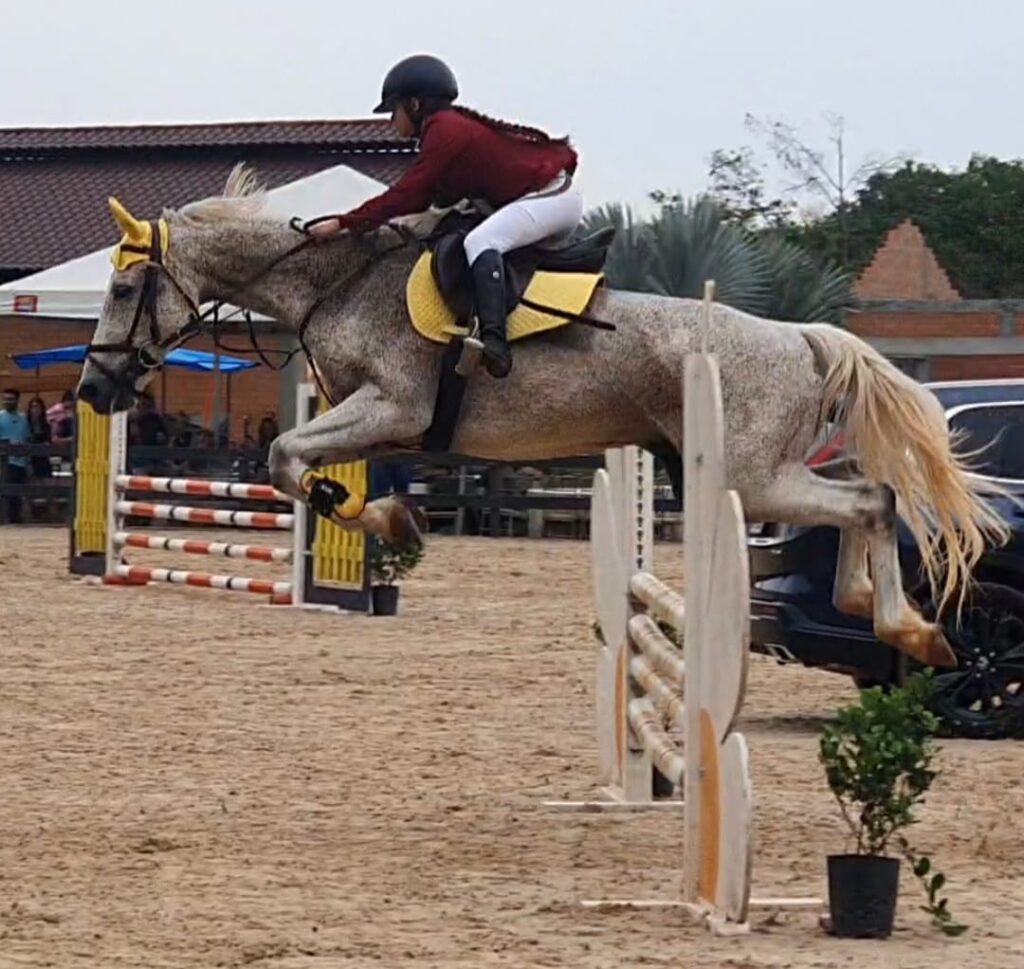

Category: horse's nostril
[77, 381, 99, 402]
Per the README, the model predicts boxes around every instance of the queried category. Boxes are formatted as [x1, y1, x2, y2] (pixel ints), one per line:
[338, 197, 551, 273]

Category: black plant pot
[371, 584, 400, 616]
[827, 854, 900, 939]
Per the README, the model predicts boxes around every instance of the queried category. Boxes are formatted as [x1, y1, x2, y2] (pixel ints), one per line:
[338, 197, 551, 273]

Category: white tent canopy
[0, 164, 386, 319]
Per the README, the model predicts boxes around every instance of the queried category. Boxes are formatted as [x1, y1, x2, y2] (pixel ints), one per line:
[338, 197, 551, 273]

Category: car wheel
[922, 582, 1024, 740]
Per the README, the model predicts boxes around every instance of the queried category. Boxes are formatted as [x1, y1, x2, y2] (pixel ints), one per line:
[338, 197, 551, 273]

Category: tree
[584, 195, 855, 323]
[706, 146, 794, 230]
[579, 203, 651, 292]
[743, 112, 905, 263]
[757, 236, 855, 324]
[644, 197, 769, 313]
[793, 156, 1024, 298]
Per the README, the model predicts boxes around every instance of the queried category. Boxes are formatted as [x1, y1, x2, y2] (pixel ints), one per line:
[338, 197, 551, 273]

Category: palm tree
[754, 236, 855, 323]
[644, 198, 770, 315]
[584, 194, 856, 323]
[579, 203, 651, 292]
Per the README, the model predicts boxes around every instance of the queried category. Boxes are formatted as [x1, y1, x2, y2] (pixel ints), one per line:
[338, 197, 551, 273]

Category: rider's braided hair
[451, 105, 570, 145]
[413, 97, 571, 146]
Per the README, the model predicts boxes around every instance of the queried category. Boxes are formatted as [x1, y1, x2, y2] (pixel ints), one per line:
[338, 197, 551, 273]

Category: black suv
[748, 379, 1024, 739]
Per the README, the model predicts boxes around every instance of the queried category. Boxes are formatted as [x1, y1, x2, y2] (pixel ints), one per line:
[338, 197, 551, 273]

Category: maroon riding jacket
[340, 109, 578, 231]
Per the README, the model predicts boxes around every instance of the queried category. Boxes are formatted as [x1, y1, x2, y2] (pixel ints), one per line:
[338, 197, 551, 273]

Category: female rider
[312, 54, 583, 378]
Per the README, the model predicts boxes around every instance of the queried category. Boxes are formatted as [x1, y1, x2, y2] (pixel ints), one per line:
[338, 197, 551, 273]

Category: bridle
[84, 217, 414, 407]
[85, 222, 206, 388]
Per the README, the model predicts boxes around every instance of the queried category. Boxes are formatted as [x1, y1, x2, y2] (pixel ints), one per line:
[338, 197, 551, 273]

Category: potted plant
[819, 673, 965, 939]
[369, 538, 423, 615]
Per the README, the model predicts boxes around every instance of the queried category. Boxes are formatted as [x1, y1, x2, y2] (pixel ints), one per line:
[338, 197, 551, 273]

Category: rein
[85, 219, 413, 408]
[85, 212, 615, 411]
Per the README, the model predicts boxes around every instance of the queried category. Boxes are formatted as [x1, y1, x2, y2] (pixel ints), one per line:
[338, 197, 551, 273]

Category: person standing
[0, 388, 30, 523]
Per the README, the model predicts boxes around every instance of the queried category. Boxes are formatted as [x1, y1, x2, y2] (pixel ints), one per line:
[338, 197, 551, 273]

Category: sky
[3, 0, 1024, 212]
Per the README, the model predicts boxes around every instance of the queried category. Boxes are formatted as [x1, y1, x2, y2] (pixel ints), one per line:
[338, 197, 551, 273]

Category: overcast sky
[3, 0, 1023, 211]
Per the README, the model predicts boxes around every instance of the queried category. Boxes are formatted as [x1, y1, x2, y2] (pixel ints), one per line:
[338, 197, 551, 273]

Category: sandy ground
[2, 526, 1023, 969]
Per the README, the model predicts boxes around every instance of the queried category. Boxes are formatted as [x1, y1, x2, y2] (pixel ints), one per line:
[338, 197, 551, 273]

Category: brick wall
[843, 300, 1024, 381]
[847, 223, 1024, 380]
[930, 355, 1024, 380]
[848, 310, 1002, 338]
[0, 316, 286, 440]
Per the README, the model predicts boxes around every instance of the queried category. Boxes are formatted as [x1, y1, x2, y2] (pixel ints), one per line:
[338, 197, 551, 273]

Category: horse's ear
[108, 197, 147, 243]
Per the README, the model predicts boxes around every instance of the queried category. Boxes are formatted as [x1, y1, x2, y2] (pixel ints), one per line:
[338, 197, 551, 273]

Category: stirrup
[455, 319, 485, 377]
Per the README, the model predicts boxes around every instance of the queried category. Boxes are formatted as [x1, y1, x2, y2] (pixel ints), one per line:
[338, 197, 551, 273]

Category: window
[948, 403, 1024, 480]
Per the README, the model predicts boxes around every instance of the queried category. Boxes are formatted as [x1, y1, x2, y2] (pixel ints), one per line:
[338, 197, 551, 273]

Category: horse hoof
[386, 498, 425, 548]
[396, 495, 429, 535]
[877, 621, 958, 668]
[921, 627, 957, 668]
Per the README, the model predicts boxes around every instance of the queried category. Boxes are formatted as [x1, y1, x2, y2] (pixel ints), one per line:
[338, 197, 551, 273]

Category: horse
[77, 165, 1008, 670]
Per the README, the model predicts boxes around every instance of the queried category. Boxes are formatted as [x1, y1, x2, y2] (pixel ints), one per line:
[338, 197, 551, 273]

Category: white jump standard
[549, 286, 819, 933]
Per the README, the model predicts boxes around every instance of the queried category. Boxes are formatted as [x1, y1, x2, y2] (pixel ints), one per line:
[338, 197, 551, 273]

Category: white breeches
[463, 177, 584, 265]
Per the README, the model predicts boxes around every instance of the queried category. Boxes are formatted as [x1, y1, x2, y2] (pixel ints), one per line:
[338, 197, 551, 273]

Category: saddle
[415, 209, 616, 453]
[424, 208, 615, 324]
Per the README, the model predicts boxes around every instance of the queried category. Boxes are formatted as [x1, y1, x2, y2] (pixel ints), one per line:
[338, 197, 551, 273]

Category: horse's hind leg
[834, 529, 873, 618]
[268, 384, 430, 544]
[747, 464, 957, 668]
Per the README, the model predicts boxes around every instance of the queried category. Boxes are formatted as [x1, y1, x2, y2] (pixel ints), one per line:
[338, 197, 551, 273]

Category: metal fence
[0, 442, 681, 537]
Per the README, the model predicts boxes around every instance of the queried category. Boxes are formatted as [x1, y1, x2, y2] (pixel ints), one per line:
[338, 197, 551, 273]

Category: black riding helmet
[373, 54, 458, 113]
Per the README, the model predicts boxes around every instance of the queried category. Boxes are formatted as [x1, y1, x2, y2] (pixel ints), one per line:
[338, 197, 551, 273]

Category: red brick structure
[844, 219, 1024, 381]
[854, 219, 961, 302]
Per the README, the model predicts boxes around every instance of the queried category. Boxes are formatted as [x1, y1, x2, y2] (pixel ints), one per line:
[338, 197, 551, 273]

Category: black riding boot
[471, 249, 513, 378]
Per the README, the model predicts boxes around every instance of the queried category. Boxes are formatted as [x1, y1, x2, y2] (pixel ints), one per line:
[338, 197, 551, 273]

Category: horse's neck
[182, 220, 344, 329]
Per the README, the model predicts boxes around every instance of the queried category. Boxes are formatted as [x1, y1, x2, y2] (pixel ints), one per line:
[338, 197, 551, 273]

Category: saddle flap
[430, 234, 474, 320]
[429, 236, 535, 320]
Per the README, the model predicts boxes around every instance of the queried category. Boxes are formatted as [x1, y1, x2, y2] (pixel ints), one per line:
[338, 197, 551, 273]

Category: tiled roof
[0, 119, 409, 153]
[0, 120, 415, 276]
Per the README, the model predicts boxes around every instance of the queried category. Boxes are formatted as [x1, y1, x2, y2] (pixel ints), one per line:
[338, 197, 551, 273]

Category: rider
[311, 54, 583, 378]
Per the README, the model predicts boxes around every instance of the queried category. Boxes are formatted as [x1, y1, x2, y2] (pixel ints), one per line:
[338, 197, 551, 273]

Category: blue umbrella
[10, 344, 258, 373]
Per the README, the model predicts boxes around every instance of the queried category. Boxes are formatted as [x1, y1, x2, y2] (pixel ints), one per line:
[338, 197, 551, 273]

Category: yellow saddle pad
[405, 250, 603, 344]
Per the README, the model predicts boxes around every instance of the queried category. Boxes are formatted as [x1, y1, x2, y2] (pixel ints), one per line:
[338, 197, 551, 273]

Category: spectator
[26, 397, 55, 522]
[0, 388, 30, 523]
[135, 393, 168, 446]
[26, 397, 53, 480]
[130, 393, 169, 474]
[170, 411, 194, 447]
[48, 389, 76, 443]
[257, 415, 279, 448]
[253, 416, 280, 484]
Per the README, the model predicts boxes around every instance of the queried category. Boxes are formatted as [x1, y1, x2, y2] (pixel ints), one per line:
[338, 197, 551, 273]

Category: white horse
[77, 167, 1008, 669]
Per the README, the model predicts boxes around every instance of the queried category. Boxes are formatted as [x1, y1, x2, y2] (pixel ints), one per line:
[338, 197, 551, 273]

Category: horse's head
[77, 196, 204, 414]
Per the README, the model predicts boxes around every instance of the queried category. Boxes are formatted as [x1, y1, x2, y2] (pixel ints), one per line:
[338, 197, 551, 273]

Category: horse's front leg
[268, 384, 431, 544]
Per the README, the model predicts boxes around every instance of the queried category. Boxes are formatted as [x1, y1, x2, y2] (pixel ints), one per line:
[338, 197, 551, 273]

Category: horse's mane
[168, 163, 268, 225]
[165, 161, 457, 240]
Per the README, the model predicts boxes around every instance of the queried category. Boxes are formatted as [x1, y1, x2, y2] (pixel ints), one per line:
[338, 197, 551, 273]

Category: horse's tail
[799, 323, 1009, 616]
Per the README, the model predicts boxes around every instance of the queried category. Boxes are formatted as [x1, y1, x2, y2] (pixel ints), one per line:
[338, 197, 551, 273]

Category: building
[844, 219, 1024, 381]
[0, 120, 415, 431]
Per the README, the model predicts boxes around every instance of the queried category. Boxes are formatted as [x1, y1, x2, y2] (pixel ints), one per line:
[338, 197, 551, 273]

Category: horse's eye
[112, 283, 133, 299]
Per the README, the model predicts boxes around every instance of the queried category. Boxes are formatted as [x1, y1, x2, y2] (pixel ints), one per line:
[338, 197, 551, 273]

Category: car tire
[920, 582, 1024, 740]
